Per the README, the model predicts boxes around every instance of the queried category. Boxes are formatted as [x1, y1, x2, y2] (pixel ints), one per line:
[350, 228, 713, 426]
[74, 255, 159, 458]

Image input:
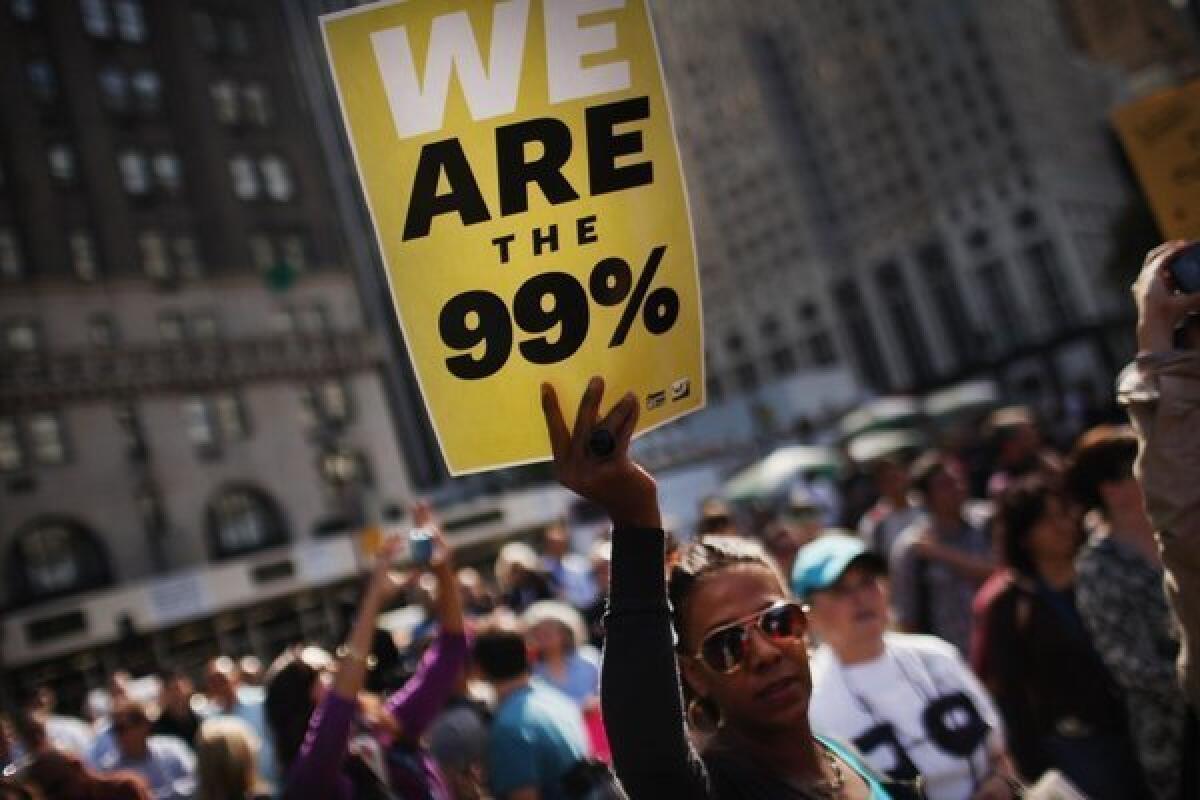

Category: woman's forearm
[433, 558, 466, 634]
[603, 526, 712, 799]
[333, 589, 385, 701]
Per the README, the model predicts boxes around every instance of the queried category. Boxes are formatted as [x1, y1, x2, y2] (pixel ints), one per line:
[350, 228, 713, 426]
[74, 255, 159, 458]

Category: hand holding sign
[322, 0, 702, 474]
[540, 376, 660, 530]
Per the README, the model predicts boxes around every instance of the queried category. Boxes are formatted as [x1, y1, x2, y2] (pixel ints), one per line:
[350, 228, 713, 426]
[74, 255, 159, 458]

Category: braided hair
[666, 535, 785, 726]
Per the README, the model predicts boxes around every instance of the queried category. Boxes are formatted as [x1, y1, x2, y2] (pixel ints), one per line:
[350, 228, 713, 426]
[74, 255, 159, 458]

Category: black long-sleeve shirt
[603, 526, 713, 798]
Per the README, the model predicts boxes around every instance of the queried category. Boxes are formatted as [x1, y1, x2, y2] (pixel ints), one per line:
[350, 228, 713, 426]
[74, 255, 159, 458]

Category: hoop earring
[687, 696, 721, 732]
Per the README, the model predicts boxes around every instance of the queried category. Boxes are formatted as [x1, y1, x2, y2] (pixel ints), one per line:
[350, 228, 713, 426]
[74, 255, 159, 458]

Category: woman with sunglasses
[541, 377, 893, 799]
[797, 534, 1018, 800]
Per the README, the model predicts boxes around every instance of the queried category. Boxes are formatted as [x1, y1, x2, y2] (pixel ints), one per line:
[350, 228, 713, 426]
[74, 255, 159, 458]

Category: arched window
[6, 517, 113, 606]
[206, 485, 288, 560]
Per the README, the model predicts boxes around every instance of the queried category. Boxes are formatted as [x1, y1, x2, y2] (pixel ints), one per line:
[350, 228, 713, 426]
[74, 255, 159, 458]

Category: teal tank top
[818, 735, 893, 800]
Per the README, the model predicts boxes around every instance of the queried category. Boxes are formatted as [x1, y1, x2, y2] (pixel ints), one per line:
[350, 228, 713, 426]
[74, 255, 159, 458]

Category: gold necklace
[794, 743, 846, 799]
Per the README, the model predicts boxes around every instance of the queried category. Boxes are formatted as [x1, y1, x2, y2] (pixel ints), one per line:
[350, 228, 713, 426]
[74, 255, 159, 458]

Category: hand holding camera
[1133, 240, 1200, 353]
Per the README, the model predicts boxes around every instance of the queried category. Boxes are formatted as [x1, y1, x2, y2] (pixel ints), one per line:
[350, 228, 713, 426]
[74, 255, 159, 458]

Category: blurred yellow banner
[1113, 79, 1200, 241]
[321, 0, 703, 475]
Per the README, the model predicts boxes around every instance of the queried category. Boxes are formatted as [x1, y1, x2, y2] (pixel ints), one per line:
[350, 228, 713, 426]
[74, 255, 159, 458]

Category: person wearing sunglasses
[541, 377, 895, 800]
[796, 533, 1018, 800]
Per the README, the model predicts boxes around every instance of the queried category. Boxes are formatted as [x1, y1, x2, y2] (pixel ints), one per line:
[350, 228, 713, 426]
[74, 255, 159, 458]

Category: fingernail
[588, 376, 602, 393]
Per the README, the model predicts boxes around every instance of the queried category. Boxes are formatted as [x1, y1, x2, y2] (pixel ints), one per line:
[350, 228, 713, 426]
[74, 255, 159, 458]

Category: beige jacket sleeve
[1118, 350, 1200, 712]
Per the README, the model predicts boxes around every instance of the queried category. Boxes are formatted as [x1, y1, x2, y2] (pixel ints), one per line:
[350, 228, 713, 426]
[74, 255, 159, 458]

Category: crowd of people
[1, 245, 1197, 799]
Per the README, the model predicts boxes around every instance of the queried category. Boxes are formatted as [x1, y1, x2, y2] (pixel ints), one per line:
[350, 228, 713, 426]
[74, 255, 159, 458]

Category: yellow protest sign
[321, 0, 703, 475]
[1113, 79, 1200, 240]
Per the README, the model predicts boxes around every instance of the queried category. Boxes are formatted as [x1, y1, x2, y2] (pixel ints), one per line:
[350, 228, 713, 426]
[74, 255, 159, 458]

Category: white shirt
[808, 632, 1004, 800]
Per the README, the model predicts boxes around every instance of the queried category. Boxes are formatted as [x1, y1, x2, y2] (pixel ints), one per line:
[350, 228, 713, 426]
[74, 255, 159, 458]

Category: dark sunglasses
[691, 601, 808, 674]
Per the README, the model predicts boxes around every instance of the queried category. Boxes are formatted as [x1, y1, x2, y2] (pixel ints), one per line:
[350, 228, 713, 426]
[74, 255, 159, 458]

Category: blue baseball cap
[790, 532, 886, 600]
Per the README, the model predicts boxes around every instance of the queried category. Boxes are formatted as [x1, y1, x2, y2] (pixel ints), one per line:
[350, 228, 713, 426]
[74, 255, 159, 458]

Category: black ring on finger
[588, 428, 616, 458]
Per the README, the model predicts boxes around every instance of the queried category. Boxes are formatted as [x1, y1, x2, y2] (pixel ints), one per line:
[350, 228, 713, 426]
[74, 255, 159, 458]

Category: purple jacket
[283, 630, 469, 800]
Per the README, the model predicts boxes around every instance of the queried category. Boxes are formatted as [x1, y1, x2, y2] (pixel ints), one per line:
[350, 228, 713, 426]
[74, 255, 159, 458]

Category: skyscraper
[0, 0, 418, 697]
[651, 0, 1135, 415]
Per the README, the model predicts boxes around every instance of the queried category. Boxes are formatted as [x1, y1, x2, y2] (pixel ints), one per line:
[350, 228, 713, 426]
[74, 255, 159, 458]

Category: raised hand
[1133, 240, 1200, 353]
[541, 375, 661, 530]
[412, 500, 454, 573]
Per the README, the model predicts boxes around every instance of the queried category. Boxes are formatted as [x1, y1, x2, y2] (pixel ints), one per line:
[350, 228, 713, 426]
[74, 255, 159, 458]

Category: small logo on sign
[647, 390, 666, 410]
[670, 378, 691, 401]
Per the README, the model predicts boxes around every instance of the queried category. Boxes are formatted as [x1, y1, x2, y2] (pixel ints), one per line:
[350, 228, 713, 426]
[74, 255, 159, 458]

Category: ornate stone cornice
[0, 332, 384, 411]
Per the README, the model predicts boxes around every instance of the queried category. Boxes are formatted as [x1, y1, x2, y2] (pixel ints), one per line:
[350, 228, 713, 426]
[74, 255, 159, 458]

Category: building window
[280, 235, 308, 271]
[0, 418, 23, 472]
[118, 150, 151, 195]
[88, 313, 117, 347]
[152, 151, 182, 194]
[876, 262, 933, 384]
[184, 394, 249, 453]
[174, 236, 202, 278]
[1014, 207, 1039, 229]
[139, 231, 170, 280]
[98, 67, 130, 112]
[115, 403, 146, 460]
[135, 482, 165, 534]
[242, 83, 271, 126]
[206, 486, 287, 560]
[0, 229, 23, 279]
[130, 69, 161, 114]
[312, 380, 352, 424]
[112, 0, 145, 42]
[190, 311, 218, 340]
[834, 278, 890, 390]
[213, 393, 248, 441]
[320, 381, 349, 422]
[298, 387, 319, 428]
[271, 308, 297, 335]
[229, 156, 259, 199]
[917, 242, 971, 365]
[260, 156, 294, 202]
[298, 303, 330, 335]
[183, 396, 215, 449]
[8, 518, 113, 603]
[48, 144, 76, 184]
[225, 17, 252, 55]
[158, 311, 184, 343]
[319, 448, 372, 491]
[4, 320, 40, 353]
[809, 331, 837, 366]
[69, 232, 98, 282]
[735, 362, 759, 391]
[193, 10, 219, 52]
[249, 234, 274, 270]
[1025, 241, 1077, 328]
[770, 346, 796, 375]
[211, 80, 239, 124]
[27, 59, 57, 104]
[11, 0, 37, 22]
[977, 261, 1021, 351]
[28, 412, 66, 465]
[80, 0, 112, 36]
